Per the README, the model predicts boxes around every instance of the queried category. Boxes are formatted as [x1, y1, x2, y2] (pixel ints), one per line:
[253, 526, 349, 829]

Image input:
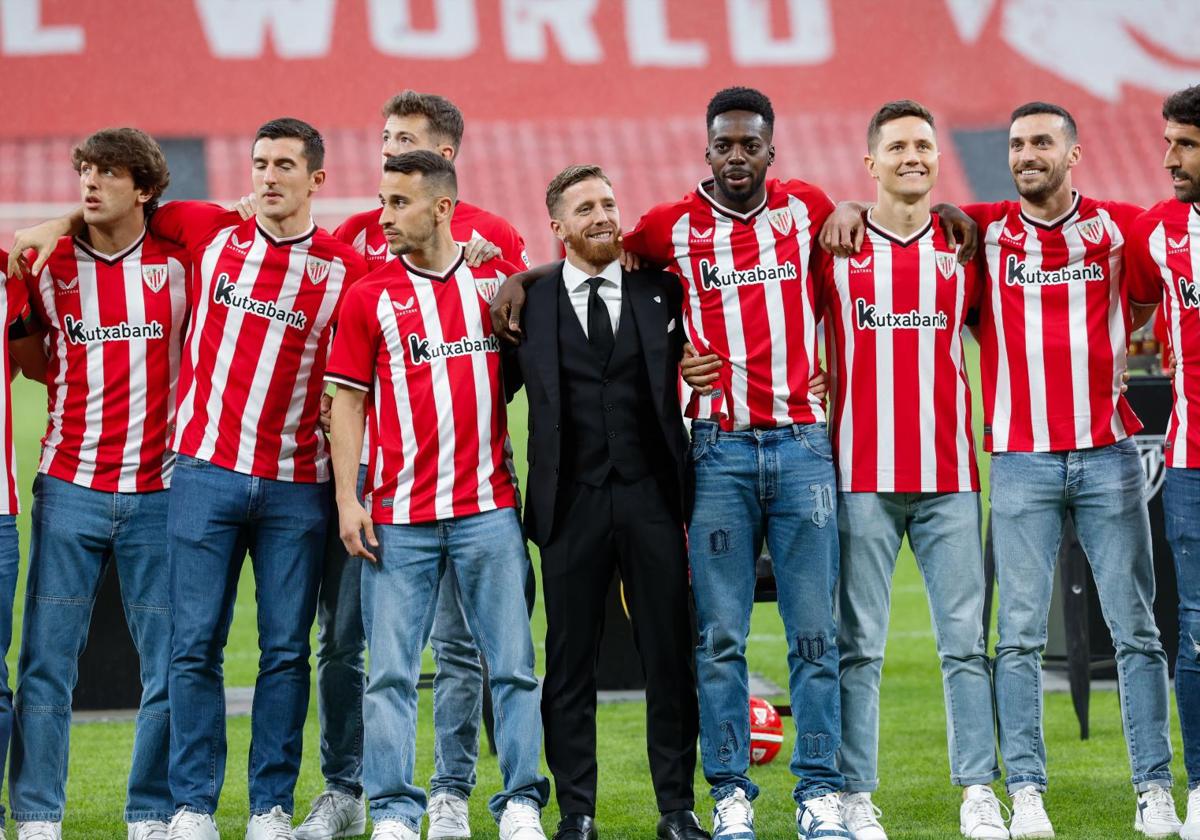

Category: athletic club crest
[1076, 217, 1105, 245]
[936, 252, 958, 280]
[306, 256, 330, 285]
[1137, 434, 1167, 499]
[142, 264, 169, 293]
[475, 276, 500, 303]
[768, 208, 794, 237]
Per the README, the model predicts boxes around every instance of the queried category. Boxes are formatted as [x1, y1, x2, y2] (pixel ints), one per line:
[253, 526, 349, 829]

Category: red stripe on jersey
[32, 233, 189, 493]
[325, 251, 519, 525]
[821, 219, 979, 493]
[158, 201, 366, 482]
[0, 250, 27, 514]
[969, 194, 1143, 453]
[1128, 200, 1200, 467]
[624, 179, 833, 431]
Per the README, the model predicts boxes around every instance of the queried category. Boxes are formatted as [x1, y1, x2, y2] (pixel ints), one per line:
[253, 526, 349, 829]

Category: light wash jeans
[361, 507, 548, 831]
[835, 491, 999, 792]
[1164, 467, 1200, 790]
[990, 440, 1172, 793]
[11, 476, 172, 823]
[687, 420, 844, 806]
[314, 466, 485, 802]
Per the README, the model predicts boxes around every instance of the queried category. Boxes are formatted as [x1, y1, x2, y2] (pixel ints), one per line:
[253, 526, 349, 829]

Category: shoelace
[1141, 787, 1178, 823]
[715, 793, 752, 828]
[302, 792, 341, 826]
[19, 825, 58, 840]
[963, 793, 1009, 827]
[504, 805, 542, 830]
[169, 811, 210, 832]
[252, 809, 295, 840]
[842, 795, 883, 827]
[135, 825, 169, 840]
[1011, 788, 1045, 821]
[429, 797, 467, 829]
[802, 794, 843, 823]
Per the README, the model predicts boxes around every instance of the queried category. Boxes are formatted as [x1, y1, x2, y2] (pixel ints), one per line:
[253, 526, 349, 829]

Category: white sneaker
[295, 790, 368, 840]
[16, 823, 62, 840]
[498, 802, 545, 840]
[1182, 786, 1200, 840]
[1136, 784, 1183, 838]
[427, 793, 471, 840]
[960, 786, 1009, 839]
[796, 793, 852, 839]
[247, 806, 295, 840]
[1008, 788, 1054, 839]
[839, 792, 887, 840]
[712, 789, 755, 840]
[372, 821, 419, 840]
[129, 821, 171, 840]
[167, 811, 219, 840]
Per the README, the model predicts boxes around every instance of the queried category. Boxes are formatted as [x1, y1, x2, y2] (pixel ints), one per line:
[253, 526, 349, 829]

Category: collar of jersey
[1018, 190, 1081, 231]
[696, 178, 768, 223]
[865, 210, 932, 247]
[73, 227, 147, 265]
[255, 219, 316, 247]
[401, 245, 465, 282]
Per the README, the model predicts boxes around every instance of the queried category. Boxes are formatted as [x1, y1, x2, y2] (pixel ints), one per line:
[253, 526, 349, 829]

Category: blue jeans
[167, 454, 329, 816]
[687, 420, 843, 805]
[1164, 467, 1200, 790]
[361, 507, 548, 830]
[991, 440, 1172, 793]
[11, 476, 172, 823]
[315, 468, 484, 801]
[0, 516, 20, 826]
[835, 491, 998, 792]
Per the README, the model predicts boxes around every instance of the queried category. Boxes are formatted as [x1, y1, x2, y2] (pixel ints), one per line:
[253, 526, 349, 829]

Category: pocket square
[653, 295, 662, 303]
[667, 318, 676, 332]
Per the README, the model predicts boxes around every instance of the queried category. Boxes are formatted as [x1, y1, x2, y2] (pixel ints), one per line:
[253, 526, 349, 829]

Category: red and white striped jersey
[967, 193, 1144, 453]
[31, 232, 189, 492]
[334, 200, 529, 271]
[152, 201, 367, 482]
[818, 216, 981, 493]
[1127, 199, 1200, 467]
[325, 249, 519, 525]
[0, 251, 31, 514]
[624, 178, 833, 431]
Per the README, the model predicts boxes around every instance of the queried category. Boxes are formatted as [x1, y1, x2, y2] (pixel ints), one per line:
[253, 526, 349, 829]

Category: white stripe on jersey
[75, 255, 104, 488]
[832, 256, 855, 488]
[1098, 209, 1130, 444]
[376, 291, 417, 508]
[162, 258, 188, 487]
[413, 279, 458, 520]
[712, 214, 751, 430]
[672, 213, 718, 421]
[1154, 220, 1194, 468]
[1061, 223, 1092, 448]
[986, 218, 1013, 450]
[1019, 216, 1051, 451]
[917, 238, 938, 490]
[118, 254, 147, 490]
[872, 240, 895, 492]
[452, 263, 497, 512]
[790, 196, 822, 424]
[752, 211, 791, 424]
[950, 260, 972, 490]
[39, 274, 69, 460]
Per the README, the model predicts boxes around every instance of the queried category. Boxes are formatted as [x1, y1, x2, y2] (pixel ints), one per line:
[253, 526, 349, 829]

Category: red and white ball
[749, 696, 784, 765]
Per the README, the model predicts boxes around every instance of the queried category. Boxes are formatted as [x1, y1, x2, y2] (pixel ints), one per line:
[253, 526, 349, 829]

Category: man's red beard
[566, 228, 623, 266]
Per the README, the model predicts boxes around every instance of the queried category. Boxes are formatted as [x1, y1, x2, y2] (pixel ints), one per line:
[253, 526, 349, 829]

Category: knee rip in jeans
[716, 720, 738, 764]
[1185, 629, 1200, 662]
[708, 529, 730, 555]
[796, 634, 827, 663]
[801, 731, 834, 759]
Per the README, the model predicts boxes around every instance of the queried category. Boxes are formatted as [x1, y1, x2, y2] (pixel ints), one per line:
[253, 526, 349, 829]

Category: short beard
[566, 230, 622, 268]
[1014, 163, 1068, 204]
[1172, 170, 1200, 204]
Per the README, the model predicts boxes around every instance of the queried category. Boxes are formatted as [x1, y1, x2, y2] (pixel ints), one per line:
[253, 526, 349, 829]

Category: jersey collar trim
[1019, 191, 1081, 231]
[256, 219, 316, 247]
[401, 246, 465, 282]
[865, 211, 933, 247]
[73, 227, 147, 265]
[696, 178, 768, 223]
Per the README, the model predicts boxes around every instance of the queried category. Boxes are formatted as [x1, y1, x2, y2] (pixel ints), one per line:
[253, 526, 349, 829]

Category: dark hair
[867, 99, 935, 150]
[382, 150, 458, 200]
[382, 90, 465, 152]
[253, 117, 325, 171]
[1010, 101, 1078, 143]
[545, 164, 611, 216]
[706, 86, 775, 131]
[72, 127, 171, 214]
[1163, 85, 1200, 130]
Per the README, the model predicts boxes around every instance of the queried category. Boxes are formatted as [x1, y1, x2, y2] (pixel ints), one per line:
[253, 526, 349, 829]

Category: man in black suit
[511, 165, 706, 840]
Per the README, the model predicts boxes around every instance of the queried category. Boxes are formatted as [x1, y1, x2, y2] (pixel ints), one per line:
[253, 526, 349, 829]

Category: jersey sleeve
[808, 243, 836, 316]
[623, 204, 678, 265]
[331, 251, 371, 324]
[325, 283, 380, 392]
[1125, 211, 1166, 306]
[959, 202, 1006, 230]
[148, 201, 234, 250]
[332, 211, 371, 254]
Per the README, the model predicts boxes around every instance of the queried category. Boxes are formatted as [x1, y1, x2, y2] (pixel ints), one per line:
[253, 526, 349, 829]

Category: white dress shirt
[561, 258, 622, 338]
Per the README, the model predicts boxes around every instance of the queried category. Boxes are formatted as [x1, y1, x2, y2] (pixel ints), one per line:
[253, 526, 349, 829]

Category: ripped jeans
[1165, 467, 1200, 790]
[687, 420, 844, 806]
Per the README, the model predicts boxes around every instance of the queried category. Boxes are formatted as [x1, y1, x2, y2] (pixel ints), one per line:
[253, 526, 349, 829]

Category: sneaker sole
[294, 816, 368, 840]
[428, 835, 471, 840]
[1135, 821, 1184, 839]
[1010, 831, 1054, 839]
[960, 826, 1009, 840]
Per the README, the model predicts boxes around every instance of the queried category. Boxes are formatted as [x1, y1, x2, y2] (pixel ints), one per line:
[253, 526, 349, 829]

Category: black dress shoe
[657, 810, 711, 840]
[553, 813, 598, 840]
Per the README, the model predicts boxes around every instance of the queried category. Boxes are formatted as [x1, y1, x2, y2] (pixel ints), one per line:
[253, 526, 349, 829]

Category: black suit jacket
[511, 262, 687, 547]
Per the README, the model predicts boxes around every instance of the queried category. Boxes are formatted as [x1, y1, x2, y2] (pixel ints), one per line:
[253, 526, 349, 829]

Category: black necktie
[586, 276, 615, 362]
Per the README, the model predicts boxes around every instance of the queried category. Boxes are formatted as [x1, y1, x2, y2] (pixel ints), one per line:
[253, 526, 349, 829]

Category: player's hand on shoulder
[932, 203, 979, 264]
[228, 193, 258, 221]
[464, 236, 500, 267]
[819, 201, 868, 257]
